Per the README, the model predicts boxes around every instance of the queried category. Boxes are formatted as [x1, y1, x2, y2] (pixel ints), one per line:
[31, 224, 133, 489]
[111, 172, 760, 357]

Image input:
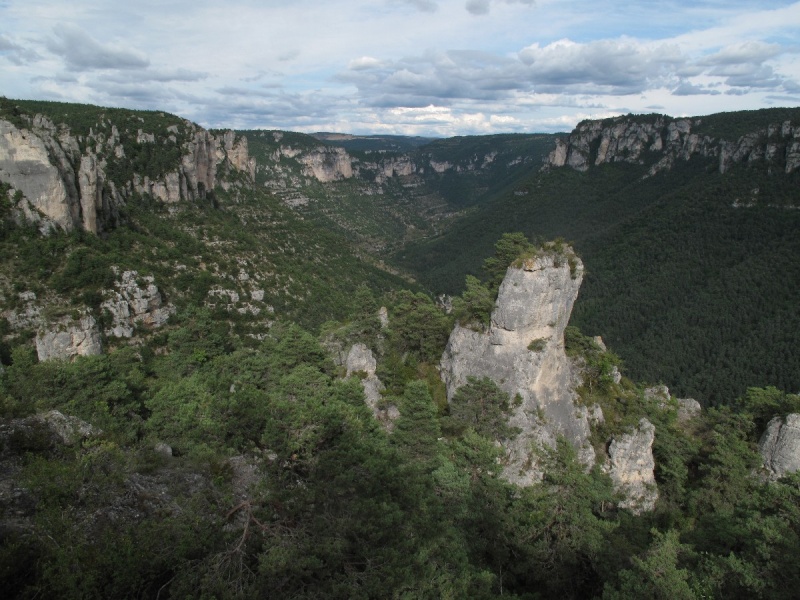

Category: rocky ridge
[545, 115, 800, 177]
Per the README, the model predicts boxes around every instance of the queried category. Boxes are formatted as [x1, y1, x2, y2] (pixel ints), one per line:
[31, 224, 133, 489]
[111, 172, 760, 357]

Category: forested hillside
[1, 99, 800, 599]
[396, 108, 800, 404]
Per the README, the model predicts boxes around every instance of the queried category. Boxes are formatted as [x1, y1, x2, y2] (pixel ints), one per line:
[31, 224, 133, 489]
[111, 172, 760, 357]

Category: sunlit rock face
[0, 118, 78, 232]
[440, 250, 596, 485]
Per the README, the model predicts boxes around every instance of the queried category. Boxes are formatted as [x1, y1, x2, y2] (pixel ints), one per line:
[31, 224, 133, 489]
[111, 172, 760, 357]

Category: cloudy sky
[2, 0, 799, 136]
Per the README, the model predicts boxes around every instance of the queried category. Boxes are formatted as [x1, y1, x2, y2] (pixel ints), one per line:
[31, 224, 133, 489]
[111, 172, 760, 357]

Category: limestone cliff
[0, 112, 254, 234]
[298, 147, 355, 182]
[759, 414, 800, 480]
[440, 249, 595, 485]
[545, 115, 800, 177]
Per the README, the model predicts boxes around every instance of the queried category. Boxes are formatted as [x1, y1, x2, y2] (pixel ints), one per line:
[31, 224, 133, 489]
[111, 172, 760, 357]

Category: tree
[448, 376, 518, 439]
[483, 232, 533, 292]
[452, 275, 494, 328]
[603, 530, 695, 600]
[389, 291, 452, 363]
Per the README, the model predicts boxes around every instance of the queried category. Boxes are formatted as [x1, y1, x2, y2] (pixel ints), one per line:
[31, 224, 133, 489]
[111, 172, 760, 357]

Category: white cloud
[2, 0, 798, 136]
[519, 38, 685, 94]
[698, 41, 783, 66]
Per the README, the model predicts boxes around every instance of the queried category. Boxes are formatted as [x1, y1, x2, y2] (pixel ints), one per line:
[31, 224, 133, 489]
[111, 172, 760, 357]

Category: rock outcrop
[440, 249, 595, 485]
[1, 113, 254, 234]
[298, 147, 354, 182]
[0, 118, 79, 232]
[607, 418, 658, 514]
[101, 269, 175, 338]
[345, 343, 398, 429]
[545, 115, 800, 177]
[759, 414, 800, 479]
[35, 314, 102, 361]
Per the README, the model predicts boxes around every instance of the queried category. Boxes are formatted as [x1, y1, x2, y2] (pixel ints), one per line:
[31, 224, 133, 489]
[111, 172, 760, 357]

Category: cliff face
[545, 115, 800, 177]
[440, 251, 595, 485]
[0, 114, 254, 234]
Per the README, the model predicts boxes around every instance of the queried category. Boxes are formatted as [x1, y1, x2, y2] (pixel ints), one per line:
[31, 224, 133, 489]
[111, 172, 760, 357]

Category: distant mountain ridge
[545, 109, 800, 177]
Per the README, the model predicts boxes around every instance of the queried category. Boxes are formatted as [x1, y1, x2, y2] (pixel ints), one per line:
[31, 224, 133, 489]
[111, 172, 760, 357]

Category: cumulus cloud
[46, 24, 149, 70]
[348, 56, 386, 71]
[339, 49, 528, 106]
[519, 38, 684, 94]
[698, 41, 783, 66]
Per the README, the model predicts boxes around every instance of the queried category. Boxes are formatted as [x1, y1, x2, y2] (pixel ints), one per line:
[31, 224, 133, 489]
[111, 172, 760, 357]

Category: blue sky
[1, 0, 799, 136]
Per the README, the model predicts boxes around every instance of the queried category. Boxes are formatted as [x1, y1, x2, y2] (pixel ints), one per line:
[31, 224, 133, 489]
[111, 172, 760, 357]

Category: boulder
[759, 414, 800, 479]
[35, 314, 102, 361]
[607, 418, 658, 514]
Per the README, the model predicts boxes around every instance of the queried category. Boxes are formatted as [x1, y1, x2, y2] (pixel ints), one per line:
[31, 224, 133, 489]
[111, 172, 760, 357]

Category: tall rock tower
[440, 249, 595, 485]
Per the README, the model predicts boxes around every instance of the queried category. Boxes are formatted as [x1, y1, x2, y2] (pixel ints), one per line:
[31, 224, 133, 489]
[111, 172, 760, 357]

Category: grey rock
[644, 385, 671, 406]
[760, 414, 800, 479]
[101, 269, 174, 338]
[676, 398, 701, 422]
[440, 250, 595, 485]
[378, 306, 389, 328]
[346, 343, 397, 430]
[35, 314, 102, 361]
[0, 410, 99, 452]
[153, 442, 173, 457]
[607, 418, 658, 514]
[39, 410, 100, 446]
[545, 115, 800, 179]
[346, 343, 377, 376]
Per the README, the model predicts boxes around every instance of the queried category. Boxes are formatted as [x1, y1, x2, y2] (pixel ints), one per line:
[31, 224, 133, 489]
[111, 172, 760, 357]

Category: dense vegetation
[396, 132, 800, 404]
[2, 99, 800, 598]
[2, 241, 800, 599]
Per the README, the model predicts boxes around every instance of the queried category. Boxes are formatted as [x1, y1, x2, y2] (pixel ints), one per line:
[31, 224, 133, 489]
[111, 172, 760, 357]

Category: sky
[1, 0, 800, 136]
